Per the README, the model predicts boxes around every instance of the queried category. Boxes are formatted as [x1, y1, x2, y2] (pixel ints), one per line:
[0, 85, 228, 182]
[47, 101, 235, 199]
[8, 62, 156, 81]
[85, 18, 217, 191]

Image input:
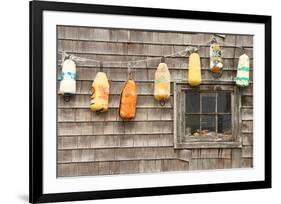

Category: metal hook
[128, 62, 133, 79]
[196, 45, 200, 53]
[211, 37, 217, 44]
[241, 46, 246, 54]
[191, 46, 199, 54]
[95, 108, 104, 115]
[159, 100, 166, 106]
[100, 61, 103, 72]
[65, 54, 71, 60]
[61, 52, 66, 62]
[63, 95, 71, 102]
[133, 62, 137, 79]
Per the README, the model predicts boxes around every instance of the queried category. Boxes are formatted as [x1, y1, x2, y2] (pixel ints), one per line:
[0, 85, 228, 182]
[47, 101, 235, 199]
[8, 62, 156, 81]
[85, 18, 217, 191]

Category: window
[174, 82, 242, 149]
[185, 91, 232, 139]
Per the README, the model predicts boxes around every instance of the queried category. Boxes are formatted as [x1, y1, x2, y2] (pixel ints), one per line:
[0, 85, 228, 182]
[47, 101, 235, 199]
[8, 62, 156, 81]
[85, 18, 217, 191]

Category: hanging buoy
[210, 41, 223, 78]
[154, 63, 170, 104]
[119, 80, 137, 119]
[90, 72, 109, 112]
[59, 58, 76, 100]
[236, 53, 250, 87]
[188, 52, 202, 86]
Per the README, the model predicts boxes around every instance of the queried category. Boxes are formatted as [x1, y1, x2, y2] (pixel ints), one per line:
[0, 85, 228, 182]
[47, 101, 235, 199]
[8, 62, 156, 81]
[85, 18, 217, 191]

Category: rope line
[59, 37, 247, 66]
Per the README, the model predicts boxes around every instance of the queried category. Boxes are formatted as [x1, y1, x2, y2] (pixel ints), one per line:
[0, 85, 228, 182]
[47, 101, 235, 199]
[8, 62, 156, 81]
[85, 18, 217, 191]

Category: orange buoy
[119, 80, 137, 119]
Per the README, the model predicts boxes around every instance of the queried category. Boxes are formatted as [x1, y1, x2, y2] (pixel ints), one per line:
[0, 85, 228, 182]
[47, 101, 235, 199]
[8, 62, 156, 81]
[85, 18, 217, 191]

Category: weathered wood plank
[74, 109, 92, 121]
[173, 159, 189, 171]
[160, 160, 170, 171]
[58, 26, 252, 46]
[241, 158, 253, 168]
[134, 109, 148, 120]
[241, 95, 253, 107]
[242, 121, 253, 133]
[98, 162, 110, 175]
[206, 159, 221, 170]
[191, 149, 232, 159]
[236, 35, 254, 47]
[242, 146, 253, 158]
[58, 147, 178, 163]
[58, 38, 253, 58]
[119, 160, 139, 174]
[58, 123, 82, 135]
[63, 26, 79, 39]
[130, 30, 154, 44]
[58, 159, 189, 176]
[77, 136, 92, 149]
[119, 135, 134, 147]
[58, 109, 75, 121]
[189, 159, 198, 170]
[58, 137, 78, 149]
[176, 142, 241, 149]
[177, 149, 191, 162]
[58, 163, 78, 177]
[242, 133, 253, 146]
[58, 94, 173, 108]
[95, 148, 116, 161]
[77, 162, 99, 176]
[58, 110, 173, 123]
[223, 159, 232, 169]
[241, 109, 253, 120]
[57, 150, 72, 163]
[109, 161, 120, 174]
[57, 26, 65, 38]
[231, 149, 242, 168]
[221, 149, 232, 159]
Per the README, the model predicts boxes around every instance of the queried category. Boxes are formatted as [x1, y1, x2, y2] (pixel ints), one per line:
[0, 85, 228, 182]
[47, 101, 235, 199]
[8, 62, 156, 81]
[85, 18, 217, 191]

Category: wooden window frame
[173, 81, 242, 149]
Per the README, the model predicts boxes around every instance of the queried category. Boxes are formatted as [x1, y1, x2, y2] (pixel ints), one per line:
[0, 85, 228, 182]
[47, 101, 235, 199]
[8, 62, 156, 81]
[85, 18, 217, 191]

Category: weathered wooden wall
[57, 26, 253, 177]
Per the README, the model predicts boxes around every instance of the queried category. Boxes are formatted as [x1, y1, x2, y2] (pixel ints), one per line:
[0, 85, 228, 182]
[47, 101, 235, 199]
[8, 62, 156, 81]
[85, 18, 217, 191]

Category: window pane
[201, 115, 216, 132]
[185, 115, 200, 135]
[202, 94, 216, 113]
[218, 114, 232, 134]
[217, 92, 231, 113]
[186, 92, 200, 113]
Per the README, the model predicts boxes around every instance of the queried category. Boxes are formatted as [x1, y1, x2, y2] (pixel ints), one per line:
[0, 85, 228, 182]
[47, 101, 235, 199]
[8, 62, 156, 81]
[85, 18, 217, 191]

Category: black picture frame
[29, 1, 272, 203]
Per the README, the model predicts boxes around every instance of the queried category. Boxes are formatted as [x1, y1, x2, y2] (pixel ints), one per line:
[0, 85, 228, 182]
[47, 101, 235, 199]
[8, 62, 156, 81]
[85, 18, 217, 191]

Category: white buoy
[59, 59, 76, 97]
[236, 54, 250, 87]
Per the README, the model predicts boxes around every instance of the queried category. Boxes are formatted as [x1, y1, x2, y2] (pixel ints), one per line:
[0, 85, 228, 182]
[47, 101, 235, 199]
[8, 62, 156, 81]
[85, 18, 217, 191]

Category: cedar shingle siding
[57, 26, 253, 177]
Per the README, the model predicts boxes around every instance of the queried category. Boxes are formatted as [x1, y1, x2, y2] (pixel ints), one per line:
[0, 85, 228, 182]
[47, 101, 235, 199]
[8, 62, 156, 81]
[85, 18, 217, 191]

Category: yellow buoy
[188, 52, 202, 86]
[90, 72, 109, 112]
[154, 63, 171, 102]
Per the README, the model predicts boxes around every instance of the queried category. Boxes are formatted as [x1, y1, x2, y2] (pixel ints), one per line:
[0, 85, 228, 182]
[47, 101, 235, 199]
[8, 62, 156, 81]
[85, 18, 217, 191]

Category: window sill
[174, 141, 242, 149]
[182, 134, 233, 142]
